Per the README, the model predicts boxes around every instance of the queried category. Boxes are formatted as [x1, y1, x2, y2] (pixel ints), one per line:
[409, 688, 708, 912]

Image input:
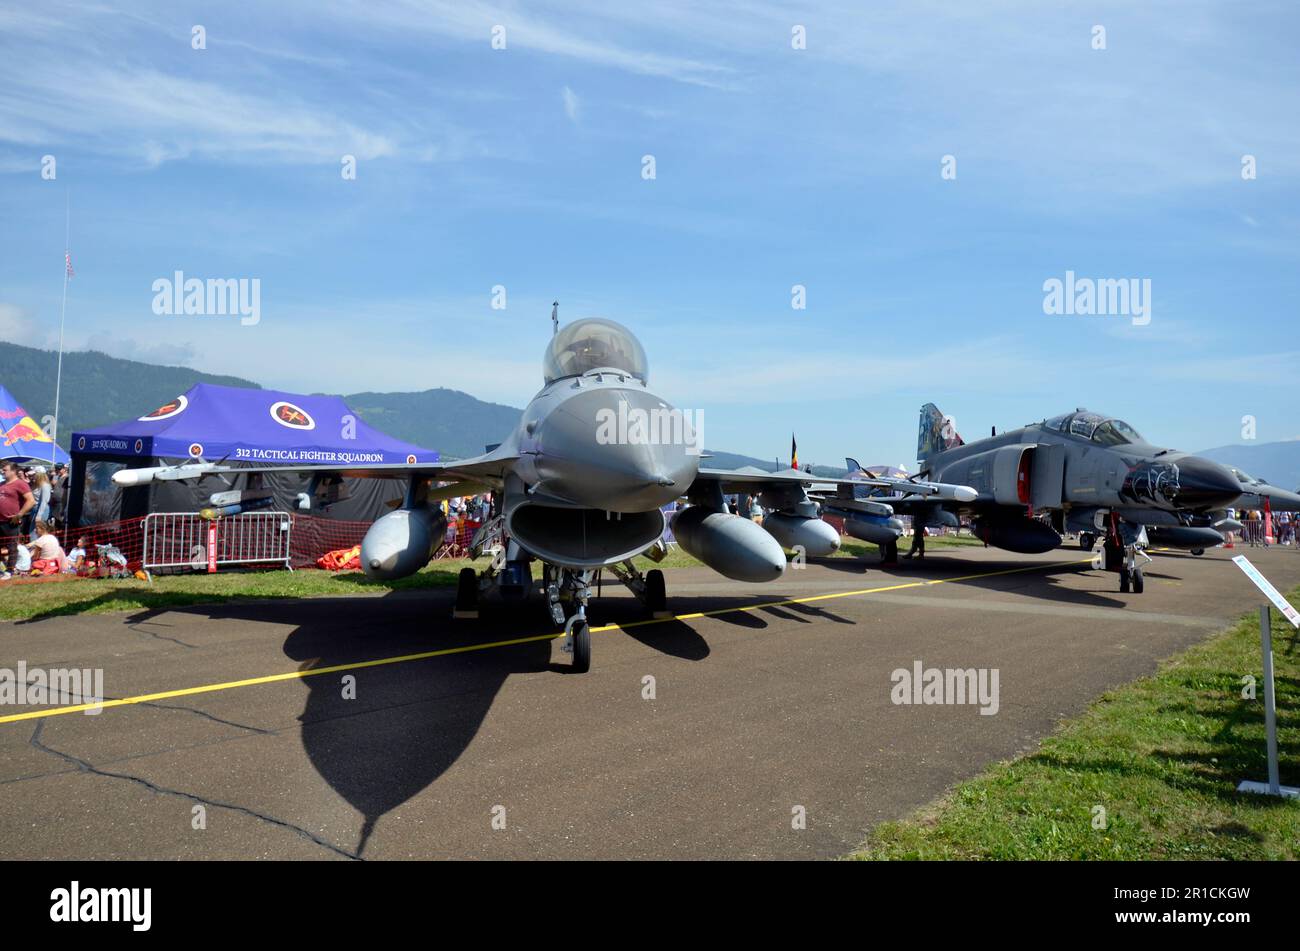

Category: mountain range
[8, 342, 1289, 487]
[0, 341, 839, 473]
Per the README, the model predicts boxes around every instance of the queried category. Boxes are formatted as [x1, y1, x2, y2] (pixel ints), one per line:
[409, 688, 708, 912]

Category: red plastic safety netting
[2, 514, 483, 579]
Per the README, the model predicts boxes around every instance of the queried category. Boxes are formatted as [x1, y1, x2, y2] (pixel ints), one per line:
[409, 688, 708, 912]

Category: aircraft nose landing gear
[562, 613, 592, 673]
[1104, 514, 1149, 595]
[552, 567, 595, 671]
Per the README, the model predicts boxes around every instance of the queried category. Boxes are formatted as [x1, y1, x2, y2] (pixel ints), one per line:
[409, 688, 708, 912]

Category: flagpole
[51, 191, 69, 467]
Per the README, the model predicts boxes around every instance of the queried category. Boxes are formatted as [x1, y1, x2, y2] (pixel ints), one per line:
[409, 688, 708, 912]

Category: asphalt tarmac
[3, 544, 1298, 860]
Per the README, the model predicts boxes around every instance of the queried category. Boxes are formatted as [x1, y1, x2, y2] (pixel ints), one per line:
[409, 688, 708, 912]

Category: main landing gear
[608, 559, 670, 618]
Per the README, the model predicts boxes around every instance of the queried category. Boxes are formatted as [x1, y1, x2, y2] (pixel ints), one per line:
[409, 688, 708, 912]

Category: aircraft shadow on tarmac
[107, 584, 846, 857]
[811, 552, 1132, 609]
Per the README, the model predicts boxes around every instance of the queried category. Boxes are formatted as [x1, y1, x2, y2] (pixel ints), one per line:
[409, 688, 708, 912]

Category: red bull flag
[0, 385, 70, 463]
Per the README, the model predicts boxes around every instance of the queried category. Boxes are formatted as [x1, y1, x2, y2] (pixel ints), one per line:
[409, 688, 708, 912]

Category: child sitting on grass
[63, 535, 91, 574]
[27, 520, 66, 574]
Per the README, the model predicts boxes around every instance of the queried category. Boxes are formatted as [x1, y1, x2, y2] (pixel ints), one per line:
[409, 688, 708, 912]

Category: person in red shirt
[0, 461, 35, 579]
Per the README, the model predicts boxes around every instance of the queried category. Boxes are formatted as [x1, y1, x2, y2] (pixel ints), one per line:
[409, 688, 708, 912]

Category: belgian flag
[790, 434, 798, 471]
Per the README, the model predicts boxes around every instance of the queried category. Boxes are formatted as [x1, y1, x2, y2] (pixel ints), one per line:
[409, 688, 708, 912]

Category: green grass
[0, 562, 471, 623]
[0, 546, 708, 622]
[852, 591, 1300, 860]
[0, 529, 968, 624]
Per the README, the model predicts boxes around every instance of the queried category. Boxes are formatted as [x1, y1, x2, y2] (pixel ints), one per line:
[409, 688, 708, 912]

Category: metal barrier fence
[142, 511, 293, 580]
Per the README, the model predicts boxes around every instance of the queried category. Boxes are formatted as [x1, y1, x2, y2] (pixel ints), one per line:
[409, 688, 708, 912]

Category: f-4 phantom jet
[114, 311, 972, 671]
[827, 404, 1243, 594]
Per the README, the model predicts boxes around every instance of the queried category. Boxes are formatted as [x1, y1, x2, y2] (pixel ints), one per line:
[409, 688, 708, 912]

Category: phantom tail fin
[917, 402, 963, 465]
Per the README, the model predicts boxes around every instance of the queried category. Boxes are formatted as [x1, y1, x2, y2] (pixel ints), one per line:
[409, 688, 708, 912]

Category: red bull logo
[2, 416, 50, 446]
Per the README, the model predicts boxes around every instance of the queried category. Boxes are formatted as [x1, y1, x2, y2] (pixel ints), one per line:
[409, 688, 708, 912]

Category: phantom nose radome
[1175, 457, 1244, 511]
[534, 385, 699, 512]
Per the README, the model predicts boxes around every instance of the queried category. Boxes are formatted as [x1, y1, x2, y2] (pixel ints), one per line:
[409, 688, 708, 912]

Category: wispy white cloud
[561, 86, 580, 124]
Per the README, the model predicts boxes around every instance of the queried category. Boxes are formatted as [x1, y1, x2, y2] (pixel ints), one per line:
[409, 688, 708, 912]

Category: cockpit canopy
[543, 318, 649, 384]
[1043, 410, 1144, 447]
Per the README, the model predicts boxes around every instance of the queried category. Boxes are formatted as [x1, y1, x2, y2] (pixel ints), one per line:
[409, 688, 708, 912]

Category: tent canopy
[0, 384, 70, 464]
[70, 383, 438, 465]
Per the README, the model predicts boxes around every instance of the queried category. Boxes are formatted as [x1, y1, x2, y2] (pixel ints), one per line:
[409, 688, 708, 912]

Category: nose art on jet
[1174, 456, 1244, 511]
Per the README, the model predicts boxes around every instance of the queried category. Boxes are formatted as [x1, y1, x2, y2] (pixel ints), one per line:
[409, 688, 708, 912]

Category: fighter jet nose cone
[1176, 457, 1243, 510]
[535, 384, 700, 511]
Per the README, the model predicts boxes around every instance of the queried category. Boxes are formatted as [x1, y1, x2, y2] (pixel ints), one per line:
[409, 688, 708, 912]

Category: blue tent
[71, 382, 438, 465]
[68, 383, 438, 527]
[0, 384, 70, 464]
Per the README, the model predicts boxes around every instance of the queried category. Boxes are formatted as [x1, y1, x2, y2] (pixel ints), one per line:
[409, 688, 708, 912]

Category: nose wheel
[564, 615, 592, 672]
[551, 567, 595, 671]
[1104, 513, 1148, 595]
[1119, 565, 1145, 593]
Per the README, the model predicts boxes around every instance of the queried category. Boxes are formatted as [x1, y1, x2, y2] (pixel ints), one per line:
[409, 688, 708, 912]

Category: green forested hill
[0, 342, 260, 443]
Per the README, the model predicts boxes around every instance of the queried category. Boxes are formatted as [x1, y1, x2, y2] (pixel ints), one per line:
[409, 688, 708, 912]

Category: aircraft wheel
[1080, 532, 1095, 551]
[645, 569, 667, 614]
[1119, 567, 1131, 593]
[571, 619, 591, 673]
[454, 567, 479, 617]
[1132, 567, 1145, 594]
[1191, 548, 1205, 557]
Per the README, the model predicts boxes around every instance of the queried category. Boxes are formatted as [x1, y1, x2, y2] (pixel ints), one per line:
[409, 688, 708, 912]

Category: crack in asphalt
[126, 622, 198, 649]
[29, 720, 360, 861]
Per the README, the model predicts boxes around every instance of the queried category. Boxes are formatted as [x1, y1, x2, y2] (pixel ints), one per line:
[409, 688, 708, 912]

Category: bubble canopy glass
[1044, 411, 1143, 446]
[543, 318, 649, 384]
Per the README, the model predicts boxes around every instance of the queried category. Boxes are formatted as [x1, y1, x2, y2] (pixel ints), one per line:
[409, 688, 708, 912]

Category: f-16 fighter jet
[827, 404, 1243, 594]
[113, 310, 972, 672]
[1154, 467, 1300, 555]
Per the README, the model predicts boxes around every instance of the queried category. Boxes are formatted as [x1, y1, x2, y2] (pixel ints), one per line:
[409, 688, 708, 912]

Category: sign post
[1232, 556, 1299, 799]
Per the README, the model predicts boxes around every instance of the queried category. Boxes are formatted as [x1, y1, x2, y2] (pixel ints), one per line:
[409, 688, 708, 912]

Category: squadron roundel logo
[188, 442, 204, 459]
[139, 395, 188, 422]
[77, 436, 85, 451]
[134, 438, 144, 454]
[270, 401, 315, 430]
[406, 454, 416, 464]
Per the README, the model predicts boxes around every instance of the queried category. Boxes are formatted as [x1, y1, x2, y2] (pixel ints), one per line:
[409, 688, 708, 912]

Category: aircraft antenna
[551, 300, 559, 336]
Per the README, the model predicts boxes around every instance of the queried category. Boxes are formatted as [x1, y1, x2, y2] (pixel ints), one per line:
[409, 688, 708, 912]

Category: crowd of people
[0, 460, 75, 581]
[438, 493, 494, 553]
[1234, 508, 1297, 547]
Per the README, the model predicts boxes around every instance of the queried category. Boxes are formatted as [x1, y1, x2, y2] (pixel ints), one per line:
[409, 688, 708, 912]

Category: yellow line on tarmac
[0, 556, 1094, 726]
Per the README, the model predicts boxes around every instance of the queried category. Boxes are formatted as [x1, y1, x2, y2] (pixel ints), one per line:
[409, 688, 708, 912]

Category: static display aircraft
[825, 404, 1243, 593]
[1154, 466, 1300, 555]
[114, 310, 974, 672]
[1224, 467, 1300, 513]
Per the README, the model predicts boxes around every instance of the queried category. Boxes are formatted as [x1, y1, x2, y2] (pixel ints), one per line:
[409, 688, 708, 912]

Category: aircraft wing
[111, 444, 518, 489]
[694, 467, 977, 502]
[691, 466, 836, 494]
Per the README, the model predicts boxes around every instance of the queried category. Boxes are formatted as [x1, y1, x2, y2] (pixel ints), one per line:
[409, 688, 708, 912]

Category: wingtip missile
[950, 485, 979, 503]
[112, 462, 218, 486]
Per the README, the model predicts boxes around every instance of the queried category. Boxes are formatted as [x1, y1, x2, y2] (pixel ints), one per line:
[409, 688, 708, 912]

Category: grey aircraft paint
[113, 312, 974, 671]
[831, 403, 1243, 594]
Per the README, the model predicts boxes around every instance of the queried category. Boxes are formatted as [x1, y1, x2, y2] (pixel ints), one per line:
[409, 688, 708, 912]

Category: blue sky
[1, 0, 1298, 467]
